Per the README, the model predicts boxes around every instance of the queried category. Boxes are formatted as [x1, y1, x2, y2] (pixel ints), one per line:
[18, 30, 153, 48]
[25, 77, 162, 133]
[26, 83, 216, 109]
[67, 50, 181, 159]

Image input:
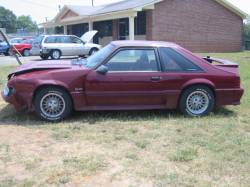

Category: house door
[118, 18, 129, 40]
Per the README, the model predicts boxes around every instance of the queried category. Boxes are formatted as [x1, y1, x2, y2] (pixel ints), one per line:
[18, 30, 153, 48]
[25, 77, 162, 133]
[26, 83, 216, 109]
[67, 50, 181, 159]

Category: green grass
[0, 52, 250, 186]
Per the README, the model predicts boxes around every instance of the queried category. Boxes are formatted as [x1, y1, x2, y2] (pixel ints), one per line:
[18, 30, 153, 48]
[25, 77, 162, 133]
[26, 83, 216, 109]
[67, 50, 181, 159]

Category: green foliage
[17, 15, 38, 32]
[0, 6, 17, 33]
[244, 16, 250, 40]
[0, 6, 37, 33]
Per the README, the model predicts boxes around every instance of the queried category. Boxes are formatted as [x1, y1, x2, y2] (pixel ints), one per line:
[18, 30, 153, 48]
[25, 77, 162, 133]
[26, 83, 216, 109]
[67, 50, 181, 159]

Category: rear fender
[181, 78, 215, 91]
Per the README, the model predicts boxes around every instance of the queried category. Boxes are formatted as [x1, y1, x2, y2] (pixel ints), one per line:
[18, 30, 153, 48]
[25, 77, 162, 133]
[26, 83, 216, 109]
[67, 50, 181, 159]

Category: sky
[0, 0, 249, 24]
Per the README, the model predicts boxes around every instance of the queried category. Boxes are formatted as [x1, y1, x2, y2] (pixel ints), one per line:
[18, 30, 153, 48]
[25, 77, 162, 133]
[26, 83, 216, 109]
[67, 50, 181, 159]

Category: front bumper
[216, 88, 244, 106]
[1, 86, 29, 112]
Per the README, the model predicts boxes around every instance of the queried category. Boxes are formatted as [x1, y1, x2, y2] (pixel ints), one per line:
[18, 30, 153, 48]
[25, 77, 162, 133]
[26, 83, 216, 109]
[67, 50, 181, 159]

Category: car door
[56, 36, 74, 56]
[85, 48, 170, 108]
[70, 36, 86, 55]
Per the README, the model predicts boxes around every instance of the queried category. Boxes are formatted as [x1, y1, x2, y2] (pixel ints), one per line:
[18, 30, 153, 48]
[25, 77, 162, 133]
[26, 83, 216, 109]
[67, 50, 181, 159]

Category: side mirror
[96, 65, 108, 75]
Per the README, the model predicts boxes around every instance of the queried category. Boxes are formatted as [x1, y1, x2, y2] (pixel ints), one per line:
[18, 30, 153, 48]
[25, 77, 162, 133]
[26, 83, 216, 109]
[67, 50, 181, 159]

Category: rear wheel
[51, 50, 61, 60]
[34, 87, 73, 122]
[23, 49, 30, 57]
[179, 85, 214, 117]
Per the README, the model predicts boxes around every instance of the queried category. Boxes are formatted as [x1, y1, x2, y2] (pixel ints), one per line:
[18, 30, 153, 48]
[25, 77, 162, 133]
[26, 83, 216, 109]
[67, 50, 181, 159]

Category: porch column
[63, 25, 67, 34]
[129, 16, 135, 40]
[89, 21, 93, 31]
[43, 27, 47, 34]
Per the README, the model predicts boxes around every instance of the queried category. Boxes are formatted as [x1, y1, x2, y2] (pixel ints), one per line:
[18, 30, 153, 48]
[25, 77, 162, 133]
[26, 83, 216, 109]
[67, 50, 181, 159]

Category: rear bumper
[216, 88, 244, 106]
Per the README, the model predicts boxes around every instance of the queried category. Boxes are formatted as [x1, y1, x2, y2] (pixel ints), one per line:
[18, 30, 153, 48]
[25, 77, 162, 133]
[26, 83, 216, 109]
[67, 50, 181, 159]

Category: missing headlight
[3, 86, 15, 97]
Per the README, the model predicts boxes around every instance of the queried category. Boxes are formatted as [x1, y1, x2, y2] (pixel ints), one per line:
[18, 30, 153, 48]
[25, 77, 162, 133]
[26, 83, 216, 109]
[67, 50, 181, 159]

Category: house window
[93, 20, 113, 37]
[135, 11, 146, 35]
[69, 23, 88, 37]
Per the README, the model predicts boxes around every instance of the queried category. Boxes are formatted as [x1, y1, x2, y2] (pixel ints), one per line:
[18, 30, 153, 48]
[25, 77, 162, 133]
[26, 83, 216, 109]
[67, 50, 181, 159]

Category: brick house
[41, 0, 247, 52]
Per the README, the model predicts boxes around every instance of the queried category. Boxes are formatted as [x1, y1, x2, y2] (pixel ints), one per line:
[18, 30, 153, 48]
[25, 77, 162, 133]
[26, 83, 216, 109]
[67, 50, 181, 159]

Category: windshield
[85, 44, 115, 68]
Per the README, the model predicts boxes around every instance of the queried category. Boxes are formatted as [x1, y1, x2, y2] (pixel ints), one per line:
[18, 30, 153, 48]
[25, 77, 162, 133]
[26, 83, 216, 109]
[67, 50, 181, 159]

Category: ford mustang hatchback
[2, 41, 244, 122]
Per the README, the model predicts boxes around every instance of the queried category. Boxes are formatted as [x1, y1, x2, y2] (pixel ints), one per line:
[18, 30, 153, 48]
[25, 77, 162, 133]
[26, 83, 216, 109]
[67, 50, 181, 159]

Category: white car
[31, 30, 101, 60]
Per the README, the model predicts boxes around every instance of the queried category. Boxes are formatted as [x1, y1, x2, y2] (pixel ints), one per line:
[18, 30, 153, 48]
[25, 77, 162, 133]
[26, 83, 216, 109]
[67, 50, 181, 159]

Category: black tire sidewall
[40, 55, 49, 60]
[34, 88, 72, 122]
[179, 86, 214, 117]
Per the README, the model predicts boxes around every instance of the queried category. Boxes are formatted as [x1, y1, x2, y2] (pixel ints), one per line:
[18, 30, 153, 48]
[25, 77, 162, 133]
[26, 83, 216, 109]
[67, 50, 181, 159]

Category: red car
[10, 38, 32, 56]
[2, 41, 244, 122]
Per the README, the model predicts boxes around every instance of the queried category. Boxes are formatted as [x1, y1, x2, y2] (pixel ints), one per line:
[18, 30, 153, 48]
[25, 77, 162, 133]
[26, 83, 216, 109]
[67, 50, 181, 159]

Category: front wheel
[179, 86, 214, 117]
[34, 87, 73, 122]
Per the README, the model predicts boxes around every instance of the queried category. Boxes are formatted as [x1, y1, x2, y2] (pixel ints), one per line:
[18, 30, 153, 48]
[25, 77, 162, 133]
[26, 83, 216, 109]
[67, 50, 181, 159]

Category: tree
[244, 16, 250, 40]
[0, 6, 17, 33]
[17, 15, 38, 32]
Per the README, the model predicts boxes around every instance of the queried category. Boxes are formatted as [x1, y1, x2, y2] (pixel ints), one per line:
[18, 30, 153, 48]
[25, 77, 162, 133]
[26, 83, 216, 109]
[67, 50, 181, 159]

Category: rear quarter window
[57, 36, 71, 43]
[44, 36, 56, 43]
[159, 47, 203, 72]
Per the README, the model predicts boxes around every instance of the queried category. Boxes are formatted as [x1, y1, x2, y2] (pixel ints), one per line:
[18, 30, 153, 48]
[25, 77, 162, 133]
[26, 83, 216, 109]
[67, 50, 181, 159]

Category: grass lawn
[0, 52, 249, 186]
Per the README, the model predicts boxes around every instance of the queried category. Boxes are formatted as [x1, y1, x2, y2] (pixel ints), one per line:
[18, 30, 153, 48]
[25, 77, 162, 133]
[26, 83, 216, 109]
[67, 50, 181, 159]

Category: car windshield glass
[85, 44, 114, 68]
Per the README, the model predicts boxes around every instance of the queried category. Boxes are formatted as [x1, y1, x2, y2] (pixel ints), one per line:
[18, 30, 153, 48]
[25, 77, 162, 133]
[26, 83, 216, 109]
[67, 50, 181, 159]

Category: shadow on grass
[0, 104, 237, 126]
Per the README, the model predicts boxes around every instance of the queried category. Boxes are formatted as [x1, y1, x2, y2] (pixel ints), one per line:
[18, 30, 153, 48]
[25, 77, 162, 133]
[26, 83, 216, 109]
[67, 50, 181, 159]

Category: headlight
[3, 86, 15, 97]
[3, 86, 10, 97]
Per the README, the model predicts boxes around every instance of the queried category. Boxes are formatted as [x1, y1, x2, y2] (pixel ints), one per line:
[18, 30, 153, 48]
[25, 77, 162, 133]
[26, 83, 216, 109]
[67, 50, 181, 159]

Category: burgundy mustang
[2, 41, 244, 121]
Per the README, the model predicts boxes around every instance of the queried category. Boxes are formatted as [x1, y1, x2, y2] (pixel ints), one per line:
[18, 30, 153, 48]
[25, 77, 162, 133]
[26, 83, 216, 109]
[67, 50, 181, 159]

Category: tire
[40, 54, 49, 60]
[179, 85, 214, 117]
[4, 52, 9, 56]
[34, 87, 73, 122]
[23, 49, 30, 57]
[50, 50, 61, 60]
[89, 48, 98, 56]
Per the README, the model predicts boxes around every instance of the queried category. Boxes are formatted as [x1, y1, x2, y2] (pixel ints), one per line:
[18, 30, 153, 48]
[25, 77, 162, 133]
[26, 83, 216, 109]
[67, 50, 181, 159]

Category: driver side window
[106, 49, 158, 72]
[70, 36, 82, 44]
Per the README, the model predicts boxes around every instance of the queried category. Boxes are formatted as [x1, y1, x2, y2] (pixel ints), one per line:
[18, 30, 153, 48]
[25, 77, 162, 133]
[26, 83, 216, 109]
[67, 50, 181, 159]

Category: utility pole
[92, 0, 94, 6]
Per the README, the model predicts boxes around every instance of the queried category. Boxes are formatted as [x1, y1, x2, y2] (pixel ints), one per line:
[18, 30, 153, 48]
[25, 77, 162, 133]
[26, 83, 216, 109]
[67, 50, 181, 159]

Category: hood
[8, 60, 79, 79]
[80, 30, 98, 43]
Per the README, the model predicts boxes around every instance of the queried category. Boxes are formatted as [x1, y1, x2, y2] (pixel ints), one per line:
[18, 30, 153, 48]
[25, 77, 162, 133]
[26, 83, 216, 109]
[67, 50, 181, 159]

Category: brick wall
[147, 0, 243, 52]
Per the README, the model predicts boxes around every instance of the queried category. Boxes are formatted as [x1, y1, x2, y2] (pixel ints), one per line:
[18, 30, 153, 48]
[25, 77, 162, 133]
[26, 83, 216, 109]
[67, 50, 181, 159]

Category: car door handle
[151, 76, 162, 81]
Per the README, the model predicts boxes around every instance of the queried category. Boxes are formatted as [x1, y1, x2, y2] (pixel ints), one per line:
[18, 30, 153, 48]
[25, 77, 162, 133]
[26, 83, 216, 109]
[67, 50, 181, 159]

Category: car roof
[110, 40, 180, 48]
[42, 35, 77, 37]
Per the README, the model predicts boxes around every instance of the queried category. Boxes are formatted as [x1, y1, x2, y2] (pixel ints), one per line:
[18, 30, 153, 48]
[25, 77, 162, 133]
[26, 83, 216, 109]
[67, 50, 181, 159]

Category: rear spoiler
[203, 56, 238, 67]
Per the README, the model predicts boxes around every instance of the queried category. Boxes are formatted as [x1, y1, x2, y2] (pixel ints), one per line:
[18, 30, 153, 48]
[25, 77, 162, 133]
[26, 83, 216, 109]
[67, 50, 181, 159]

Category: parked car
[2, 41, 244, 122]
[9, 38, 32, 56]
[0, 41, 9, 56]
[31, 30, 101, 60]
